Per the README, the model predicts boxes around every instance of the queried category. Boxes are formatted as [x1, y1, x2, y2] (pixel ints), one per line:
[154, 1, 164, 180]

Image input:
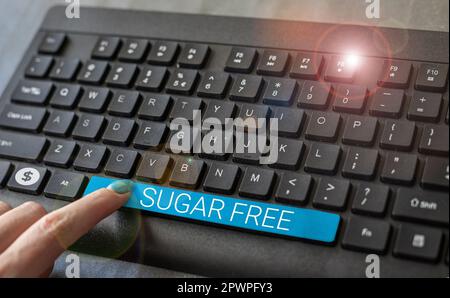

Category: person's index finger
[0, 180, 133, 278]
[41, 180, 134, 248]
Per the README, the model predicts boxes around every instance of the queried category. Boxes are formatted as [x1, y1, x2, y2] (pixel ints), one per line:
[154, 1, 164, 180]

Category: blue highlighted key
[84, 176, 340, 243]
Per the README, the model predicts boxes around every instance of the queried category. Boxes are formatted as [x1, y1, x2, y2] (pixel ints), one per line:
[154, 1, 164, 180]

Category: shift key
[0, 104, 47, 132]
[0, 131, 48, 162]
[392, 188, 449, 226]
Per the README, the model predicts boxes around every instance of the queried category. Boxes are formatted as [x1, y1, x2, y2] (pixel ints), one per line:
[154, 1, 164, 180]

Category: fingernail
[107, 180, 134, 194]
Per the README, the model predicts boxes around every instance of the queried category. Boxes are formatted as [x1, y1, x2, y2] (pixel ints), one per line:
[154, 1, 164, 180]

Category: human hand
[0, 180, 134, 278]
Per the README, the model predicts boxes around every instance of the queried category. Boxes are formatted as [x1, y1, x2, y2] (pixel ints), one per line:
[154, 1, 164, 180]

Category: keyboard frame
[0, 5, 448, 277]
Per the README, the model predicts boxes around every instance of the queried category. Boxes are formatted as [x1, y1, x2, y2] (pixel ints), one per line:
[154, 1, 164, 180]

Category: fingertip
[107, 180, 134, 195]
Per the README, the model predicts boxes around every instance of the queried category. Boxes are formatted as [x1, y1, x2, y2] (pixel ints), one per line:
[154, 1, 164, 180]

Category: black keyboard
[0, 6, 448, 277]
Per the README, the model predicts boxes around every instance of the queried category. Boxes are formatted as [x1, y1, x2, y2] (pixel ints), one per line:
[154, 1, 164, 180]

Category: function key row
[38, 32, 449, 92]
[91, 36, 210, 68]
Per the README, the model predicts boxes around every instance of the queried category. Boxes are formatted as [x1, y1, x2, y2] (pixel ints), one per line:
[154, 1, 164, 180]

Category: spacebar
[84, 176, 340, 243]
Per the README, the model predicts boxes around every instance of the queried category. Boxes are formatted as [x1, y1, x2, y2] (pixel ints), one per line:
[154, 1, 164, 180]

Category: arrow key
[44, 171, 88, 201]
[275, 173, 312, 206]
[313, 178, 351, 211]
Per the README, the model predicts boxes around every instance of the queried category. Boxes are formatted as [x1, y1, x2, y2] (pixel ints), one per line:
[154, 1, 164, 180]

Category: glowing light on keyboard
[345, 53, 361, 69]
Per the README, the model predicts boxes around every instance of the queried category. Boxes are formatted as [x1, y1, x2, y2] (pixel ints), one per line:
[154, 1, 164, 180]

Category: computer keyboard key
[166, 69, 199, 95]
[419, 125, 449, 156]
[108, 90, 141, 117]
[232, 133, 262, 166]
[0, 161, 12, 187]
[393, 224, 443, 263]
[105, 149, 140, 178]
[408, 92, 442, 122]
[352, 184, 390, 217]
[43, 110, 76, 137]
[77, 60, 109, 84]
[92, 36, 121, 59]
[324, 56, 357, 83]
[415, 63, 449, 92]
[50, 84, 82, 109]
[298, 81, 332, 110]
[39, 32, 66, 54]
[393, 189, 449, 226]
[342, 147, 379, 181]
[268, 139, 304, 170]
[305, 112, 341, 142]
[170, 97, 203, 122]
[342, 116, 378, 147]
[106, 63, 138, 88]
[381, 153, 417, 186]
[0, 131, 47, 162]
[237, 104, 271, 130]
[43, 140, 77, 168]
[275, 173, 312, 206]
[25, 56, 53, 78]
[7, 165, 49, 195]
[133, 121, 167, 150]
[290, 53, 324, 80]
[257, 50, 289, 76]
[203, 100, 236, 127]
[225, 47, 257, 73]
[166, 127, 201, 155]
[0, 104, 47, 133]
[229, 75, 263, 102]
[199, 130, 233, 161]
[197, 72, 230, 99]
[378, 60, 412, 89]
[239, 167, 276, 200]
[44, 171, 87, 201]
[263, 78, 297, 106]
[342, 217, 391, 254]
[147, 41, 179, 66]
[102, 118, 136, 146]
[12, 80, 53, 106]
[78, 87, 111, 113]
[203, 163, 240, 195]
[136, 153, 172, 184]
[421, 157, 449, 191]
[73, 144, 108, 173]
[272, 108, 304, 138]
[135, 66, 168, 92]
[118, 39, 149, 62]
[370, 88, 405, 118]
[169, 158, 205, 189]
[304, 143, 341, 175]
[313, 178, 350, 211]
[332, 85, 367, 114]
[138, 94, 172, 121]
[72, 114, 106, 142]
[49, 58, 81, 81]
[380, 121, 415, 151]
[178, 44, 210, 69]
